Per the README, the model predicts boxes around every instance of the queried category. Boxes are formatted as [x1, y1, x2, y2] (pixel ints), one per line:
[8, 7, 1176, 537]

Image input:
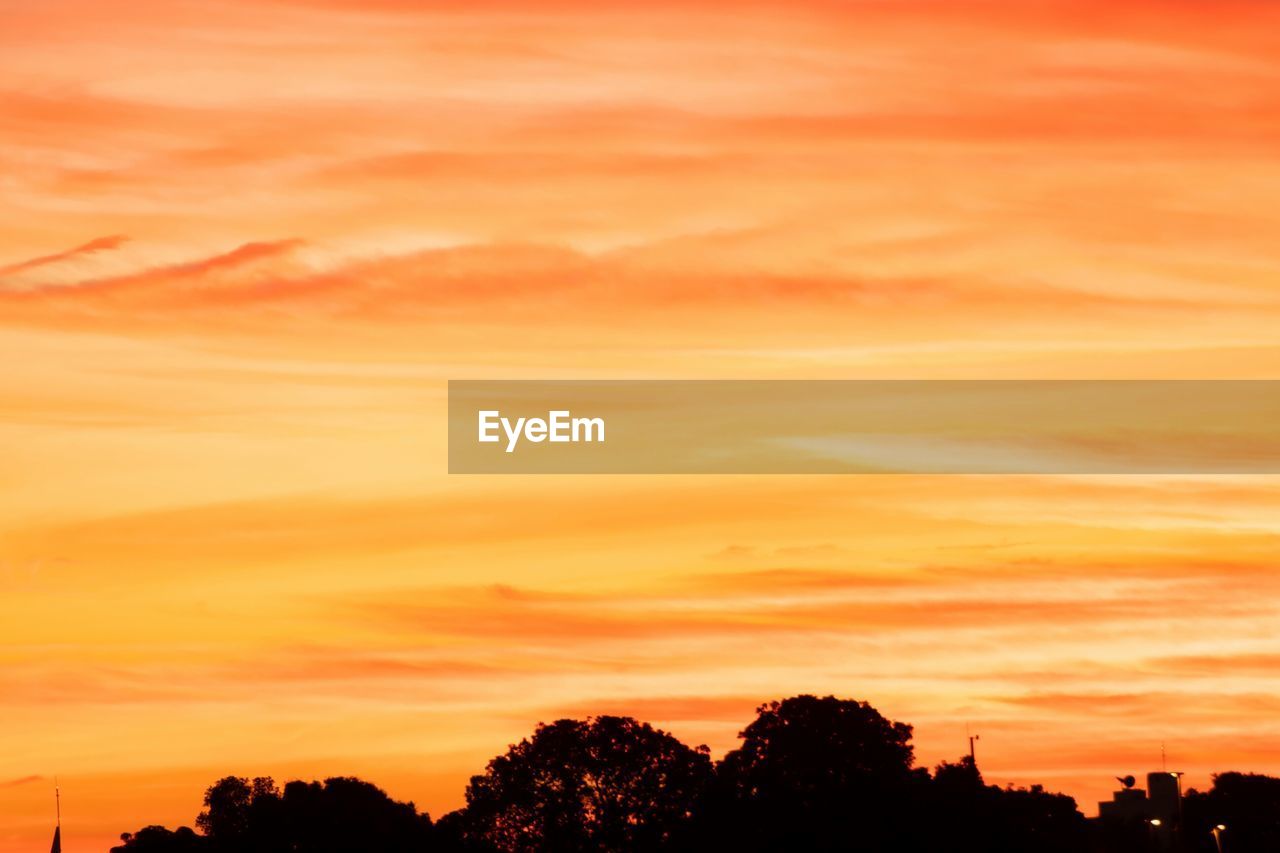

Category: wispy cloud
[0, 235, 128, 280]
[0, 775, 43, 790]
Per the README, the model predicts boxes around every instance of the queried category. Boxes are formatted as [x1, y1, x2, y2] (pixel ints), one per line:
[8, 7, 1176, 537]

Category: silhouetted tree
[926, 756, 1086, 853]
[195, 776, 280, 849]
[707, 695, 929, 851]
[453, 715, 713, 852]
[1183, 772, 1280, 852]
[277, 777, 433, 852]
[933, 755, 984, 789]
[984, 783, 1087, 853]
[926, 755, 989, 846]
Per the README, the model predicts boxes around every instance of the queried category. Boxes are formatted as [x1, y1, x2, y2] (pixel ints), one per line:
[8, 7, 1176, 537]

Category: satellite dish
[1116, 775, 1136, 789]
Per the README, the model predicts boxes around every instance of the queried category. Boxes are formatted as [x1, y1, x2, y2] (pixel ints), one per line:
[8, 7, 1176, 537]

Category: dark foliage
[928, 758, 1087, 853]
[703, 695, 929, 851]
[114, 775, 433, 853]
[113, 826, 207, 852]
[451, 715, 713, 852]
[114, 694, 1280, 853]
[1183, 772, 1280, 852]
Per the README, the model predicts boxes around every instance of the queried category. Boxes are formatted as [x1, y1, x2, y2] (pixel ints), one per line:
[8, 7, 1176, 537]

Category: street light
[1211, 824, 1226, 853]
[1144, 818, 1163, 851]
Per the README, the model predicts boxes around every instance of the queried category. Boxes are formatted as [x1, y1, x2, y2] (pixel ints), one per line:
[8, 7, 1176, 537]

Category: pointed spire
[50, 779, 62, 853]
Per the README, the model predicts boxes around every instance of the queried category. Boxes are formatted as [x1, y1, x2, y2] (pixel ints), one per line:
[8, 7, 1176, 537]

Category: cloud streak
[0, 235, 129, 280]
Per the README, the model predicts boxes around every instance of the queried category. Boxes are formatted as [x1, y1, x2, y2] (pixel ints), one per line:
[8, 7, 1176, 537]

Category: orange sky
[3, 0, 1280, 849]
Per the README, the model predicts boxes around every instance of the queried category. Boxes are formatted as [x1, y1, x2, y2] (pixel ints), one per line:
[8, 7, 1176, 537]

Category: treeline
[111, 695, 1277, 853]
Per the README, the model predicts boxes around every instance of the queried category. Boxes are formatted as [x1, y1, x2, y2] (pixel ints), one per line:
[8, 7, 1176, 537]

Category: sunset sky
[3, 0, 1280, 848]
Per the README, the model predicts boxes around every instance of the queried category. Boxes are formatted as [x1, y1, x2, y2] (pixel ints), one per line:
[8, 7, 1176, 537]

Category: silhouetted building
[1098, 775, 1149, 821]
[1096, 771, 1183, 853]
[1147, 771, 1182, 826]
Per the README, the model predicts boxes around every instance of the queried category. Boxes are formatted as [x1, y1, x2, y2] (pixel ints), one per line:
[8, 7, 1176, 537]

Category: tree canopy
[451, 715, 712, 852]
[115, 775, 433, 853]
[112, 693, 1280, 853]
